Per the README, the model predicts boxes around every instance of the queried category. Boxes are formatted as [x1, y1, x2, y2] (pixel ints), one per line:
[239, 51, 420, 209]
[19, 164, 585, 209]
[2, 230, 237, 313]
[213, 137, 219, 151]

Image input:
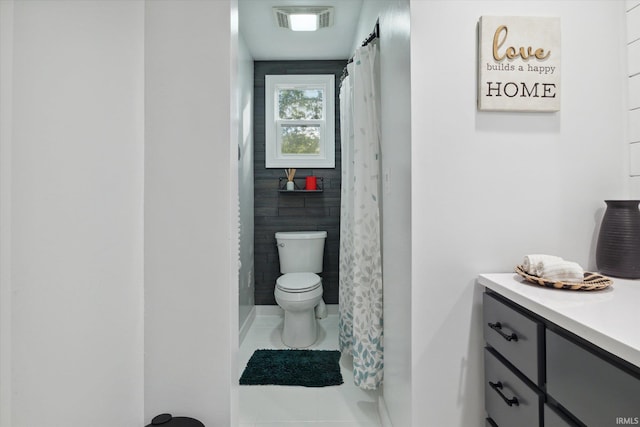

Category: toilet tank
[275, 231, 327, 273]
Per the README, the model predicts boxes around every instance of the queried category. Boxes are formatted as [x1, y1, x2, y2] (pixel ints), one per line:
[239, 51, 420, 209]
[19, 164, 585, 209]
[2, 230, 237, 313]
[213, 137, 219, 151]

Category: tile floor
[239, 312, 381, 427]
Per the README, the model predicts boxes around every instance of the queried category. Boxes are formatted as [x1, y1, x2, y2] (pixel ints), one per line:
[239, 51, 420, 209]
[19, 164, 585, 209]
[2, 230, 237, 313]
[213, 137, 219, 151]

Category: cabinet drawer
[483, 293, 541, 384]
[544, 404, 577, 427]
[546, 329, 640, 427]
[484, 348, 541, 427]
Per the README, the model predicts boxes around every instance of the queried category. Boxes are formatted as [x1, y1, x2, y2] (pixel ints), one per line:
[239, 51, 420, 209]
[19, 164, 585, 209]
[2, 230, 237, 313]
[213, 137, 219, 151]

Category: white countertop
[478, 273, 640, 369]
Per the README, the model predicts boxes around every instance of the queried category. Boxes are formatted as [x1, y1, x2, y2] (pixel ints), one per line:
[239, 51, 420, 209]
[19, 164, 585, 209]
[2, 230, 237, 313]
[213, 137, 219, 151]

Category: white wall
[144, 0, 238, 425]
[353, 2, 412, 426]
[3, 1, 145, 425]
[238, 34, 255, 330]
[1, 1, 240, 426]
[411, 1, 628, 426]
[0, 1, 14, 424]
[628, 0, 640, 195]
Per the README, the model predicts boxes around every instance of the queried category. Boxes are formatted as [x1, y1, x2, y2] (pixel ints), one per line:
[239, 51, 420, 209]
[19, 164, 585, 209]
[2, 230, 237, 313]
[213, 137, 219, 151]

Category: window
[265, 74, 335, 168]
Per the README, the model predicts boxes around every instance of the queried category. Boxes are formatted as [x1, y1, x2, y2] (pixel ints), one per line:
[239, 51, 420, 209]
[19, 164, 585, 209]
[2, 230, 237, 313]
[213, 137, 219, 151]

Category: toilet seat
[276, 272, 321, 293]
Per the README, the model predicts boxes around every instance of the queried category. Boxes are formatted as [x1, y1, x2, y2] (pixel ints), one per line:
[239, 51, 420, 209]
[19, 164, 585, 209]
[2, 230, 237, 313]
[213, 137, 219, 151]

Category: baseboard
[239, 306, 256, 345]
[378, 395, 393, 427]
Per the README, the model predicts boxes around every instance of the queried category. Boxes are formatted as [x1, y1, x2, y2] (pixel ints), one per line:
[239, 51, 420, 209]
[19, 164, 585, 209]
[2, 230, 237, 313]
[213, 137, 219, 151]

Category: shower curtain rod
[350, 19, 380, 62]
[340, 19, 379, 83]
[360, 20, 380, 48]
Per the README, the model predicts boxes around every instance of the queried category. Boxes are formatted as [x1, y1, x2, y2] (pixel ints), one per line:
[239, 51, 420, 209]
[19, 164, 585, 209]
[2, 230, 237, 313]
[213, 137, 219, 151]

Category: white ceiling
[238, 0, 364, 60]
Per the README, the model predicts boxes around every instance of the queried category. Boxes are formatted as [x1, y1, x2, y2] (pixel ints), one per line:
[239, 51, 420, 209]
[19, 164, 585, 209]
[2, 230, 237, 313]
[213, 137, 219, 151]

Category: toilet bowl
[274, 272, 323, 348]
[274, 231, 327, 348]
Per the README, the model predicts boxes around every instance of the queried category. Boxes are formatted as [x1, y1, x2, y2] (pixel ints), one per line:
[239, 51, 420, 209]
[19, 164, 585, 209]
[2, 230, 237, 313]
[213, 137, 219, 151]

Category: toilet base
[274, 282, 323, 348]
[281, 308, 318, 348]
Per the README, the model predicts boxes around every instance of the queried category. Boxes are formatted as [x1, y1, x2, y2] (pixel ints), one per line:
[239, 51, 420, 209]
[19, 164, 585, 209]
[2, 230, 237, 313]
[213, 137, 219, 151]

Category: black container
[596, 200, 640, 279]
[146, 414, 204, 427]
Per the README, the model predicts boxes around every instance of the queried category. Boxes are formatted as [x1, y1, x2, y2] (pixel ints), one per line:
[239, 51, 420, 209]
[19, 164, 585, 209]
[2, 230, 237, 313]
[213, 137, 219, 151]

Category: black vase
[596, 200, 640, 279]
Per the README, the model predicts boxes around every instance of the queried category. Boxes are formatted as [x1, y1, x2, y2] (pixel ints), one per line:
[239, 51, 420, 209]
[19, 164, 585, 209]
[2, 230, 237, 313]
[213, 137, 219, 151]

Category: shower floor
[239, 310, 381, 427]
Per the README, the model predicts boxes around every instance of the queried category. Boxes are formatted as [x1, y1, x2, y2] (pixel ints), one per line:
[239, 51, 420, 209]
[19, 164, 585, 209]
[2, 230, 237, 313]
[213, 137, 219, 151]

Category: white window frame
[265, 74, 335, 168]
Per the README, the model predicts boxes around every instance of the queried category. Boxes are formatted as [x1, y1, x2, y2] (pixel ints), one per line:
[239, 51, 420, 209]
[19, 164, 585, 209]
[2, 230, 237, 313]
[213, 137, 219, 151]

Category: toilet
[274, 231, 327, 348]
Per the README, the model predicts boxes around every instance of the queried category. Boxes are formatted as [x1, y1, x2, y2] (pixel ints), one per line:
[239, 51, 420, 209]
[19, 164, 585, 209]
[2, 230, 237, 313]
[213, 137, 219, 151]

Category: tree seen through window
[278, 88, 323, 119]
[278, 88, 323, 154]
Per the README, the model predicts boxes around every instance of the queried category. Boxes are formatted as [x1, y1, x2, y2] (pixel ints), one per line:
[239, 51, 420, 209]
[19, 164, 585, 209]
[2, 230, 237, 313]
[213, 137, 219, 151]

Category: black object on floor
[239, 349, 343, 387]
[146, 413, 204, 427]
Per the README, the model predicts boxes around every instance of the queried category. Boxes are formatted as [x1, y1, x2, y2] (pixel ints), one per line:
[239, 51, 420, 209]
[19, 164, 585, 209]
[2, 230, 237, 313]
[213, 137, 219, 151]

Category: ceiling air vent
[318, 9, 332, 29]
[272, 6, 334, 31]
[274, 9, 289, 29]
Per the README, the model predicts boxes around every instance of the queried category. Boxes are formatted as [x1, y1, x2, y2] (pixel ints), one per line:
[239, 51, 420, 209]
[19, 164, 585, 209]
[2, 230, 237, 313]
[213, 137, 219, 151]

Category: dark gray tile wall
[254, 60, 346, 305]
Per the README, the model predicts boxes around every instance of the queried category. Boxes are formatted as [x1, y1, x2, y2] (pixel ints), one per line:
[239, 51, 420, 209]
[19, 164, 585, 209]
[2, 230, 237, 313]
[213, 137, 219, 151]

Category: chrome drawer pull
[488, 322, 518, 342]
[489, 381, 520, 407]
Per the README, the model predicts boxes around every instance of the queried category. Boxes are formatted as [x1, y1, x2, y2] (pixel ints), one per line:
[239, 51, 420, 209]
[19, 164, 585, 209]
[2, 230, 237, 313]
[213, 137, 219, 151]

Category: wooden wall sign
[478, 16, 561, 112]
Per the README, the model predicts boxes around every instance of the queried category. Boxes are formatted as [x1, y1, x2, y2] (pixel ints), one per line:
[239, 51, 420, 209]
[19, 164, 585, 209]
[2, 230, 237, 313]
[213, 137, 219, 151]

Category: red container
[305, 176, 317, 190]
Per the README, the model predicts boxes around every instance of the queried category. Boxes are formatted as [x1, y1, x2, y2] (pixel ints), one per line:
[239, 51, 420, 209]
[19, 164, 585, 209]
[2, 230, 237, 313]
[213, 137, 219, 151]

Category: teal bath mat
[239, 349, 343, 387]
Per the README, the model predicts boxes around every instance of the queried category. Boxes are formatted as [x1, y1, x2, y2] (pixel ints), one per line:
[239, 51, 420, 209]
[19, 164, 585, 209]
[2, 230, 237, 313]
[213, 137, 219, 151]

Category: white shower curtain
[338, 42, 383, 390]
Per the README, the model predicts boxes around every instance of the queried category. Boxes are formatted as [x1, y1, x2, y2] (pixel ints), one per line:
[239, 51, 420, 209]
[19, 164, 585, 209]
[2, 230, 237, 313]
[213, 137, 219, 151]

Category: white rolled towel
[523, 254, 563, 276]
[538, 260, 585, 283]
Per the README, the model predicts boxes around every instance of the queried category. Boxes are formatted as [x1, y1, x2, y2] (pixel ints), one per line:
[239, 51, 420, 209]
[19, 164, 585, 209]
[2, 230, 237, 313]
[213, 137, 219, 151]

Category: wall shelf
[278, 176, 324, 193]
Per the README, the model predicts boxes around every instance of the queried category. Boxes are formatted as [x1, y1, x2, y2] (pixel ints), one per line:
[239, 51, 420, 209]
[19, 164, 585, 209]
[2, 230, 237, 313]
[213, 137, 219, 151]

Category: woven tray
[514, 265, 613, 291]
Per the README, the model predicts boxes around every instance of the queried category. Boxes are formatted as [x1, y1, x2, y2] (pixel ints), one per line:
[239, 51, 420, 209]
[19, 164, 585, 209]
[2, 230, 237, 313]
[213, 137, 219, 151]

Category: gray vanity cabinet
[483, 290, 640, 427]
[484, 347, 541, 427]
[544, 404, 574, 427]
[483, 292, 542, 385]
[483, 292, 543, 426]
[546, 330, 640, 427]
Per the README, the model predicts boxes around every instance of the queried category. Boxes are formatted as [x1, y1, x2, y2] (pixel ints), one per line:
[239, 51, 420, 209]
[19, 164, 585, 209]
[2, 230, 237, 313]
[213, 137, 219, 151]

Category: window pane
[278, 88, 323, 120]
[280, 125, 320, 154]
